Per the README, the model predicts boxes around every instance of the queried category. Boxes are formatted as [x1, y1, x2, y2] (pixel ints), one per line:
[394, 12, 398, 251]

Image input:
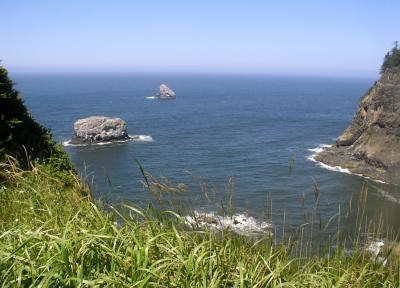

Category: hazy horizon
[9, 70, 377, 81]
[2, 1, 399, 78]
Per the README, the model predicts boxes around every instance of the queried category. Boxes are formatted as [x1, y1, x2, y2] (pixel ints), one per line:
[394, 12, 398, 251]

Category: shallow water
[13, 73, 400, 236]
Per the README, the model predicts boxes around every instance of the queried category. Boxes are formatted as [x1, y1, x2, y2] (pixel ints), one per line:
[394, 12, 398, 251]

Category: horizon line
[8, 70, 378, 80]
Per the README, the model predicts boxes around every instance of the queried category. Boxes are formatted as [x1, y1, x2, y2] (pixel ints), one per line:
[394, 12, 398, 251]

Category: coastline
[307, 144, 387, 184]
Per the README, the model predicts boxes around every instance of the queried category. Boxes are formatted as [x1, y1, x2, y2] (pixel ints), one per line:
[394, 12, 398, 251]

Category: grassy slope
[0, 160, 398, 287]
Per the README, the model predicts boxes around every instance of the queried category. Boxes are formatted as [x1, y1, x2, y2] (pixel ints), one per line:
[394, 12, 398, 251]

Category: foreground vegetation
[0, 159, 399, 287]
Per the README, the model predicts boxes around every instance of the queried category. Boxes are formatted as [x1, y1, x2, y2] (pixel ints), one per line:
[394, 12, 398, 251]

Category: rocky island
[70, 116, 132, 144]
[154, 84, 176, 99]
[315, 45, 400, 183]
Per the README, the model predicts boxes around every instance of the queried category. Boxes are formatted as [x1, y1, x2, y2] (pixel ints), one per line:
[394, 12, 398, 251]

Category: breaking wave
[307, 144, 332, 161]
[184, 211, 272, 235]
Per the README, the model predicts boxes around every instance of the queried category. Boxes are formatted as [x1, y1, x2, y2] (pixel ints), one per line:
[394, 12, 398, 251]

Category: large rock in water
[71, 116, 129, 144]
[157, 84, 176, 99]
[315, 68, 400, 183]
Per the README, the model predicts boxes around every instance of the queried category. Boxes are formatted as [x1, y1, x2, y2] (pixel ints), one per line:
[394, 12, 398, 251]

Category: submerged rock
[156, 84, 176, 99]
[70, 116, 130, 144]
[315, 68, 400, 183]
[184, 211, 272, 235]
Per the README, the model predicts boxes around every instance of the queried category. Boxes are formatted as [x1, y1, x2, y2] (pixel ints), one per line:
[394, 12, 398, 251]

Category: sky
[1, 1, 399, 77]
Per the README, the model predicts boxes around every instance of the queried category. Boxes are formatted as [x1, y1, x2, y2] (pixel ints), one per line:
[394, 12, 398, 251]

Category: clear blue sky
[1, 0, 399, 77]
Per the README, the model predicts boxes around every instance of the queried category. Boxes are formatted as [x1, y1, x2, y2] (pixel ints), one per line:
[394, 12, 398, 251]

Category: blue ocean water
[13, 73, 400, 232]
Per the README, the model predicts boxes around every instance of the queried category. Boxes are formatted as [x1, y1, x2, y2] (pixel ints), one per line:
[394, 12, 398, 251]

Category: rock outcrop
[315, 68, 400, 183]
[70, 116, 130, 144]
[156, 84, 176, 99]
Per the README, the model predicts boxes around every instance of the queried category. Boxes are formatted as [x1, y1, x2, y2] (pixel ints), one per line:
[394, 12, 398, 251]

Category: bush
[0, 65, 55, 167]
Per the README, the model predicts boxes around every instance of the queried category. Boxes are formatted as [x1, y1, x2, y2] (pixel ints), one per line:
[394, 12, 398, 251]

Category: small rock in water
[157, 84, 176, 99]
[185, 211, 272, 235]
[71, 116, 130, 144]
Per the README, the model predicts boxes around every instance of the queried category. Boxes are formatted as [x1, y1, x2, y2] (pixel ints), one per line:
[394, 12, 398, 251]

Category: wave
[307, 144, 332, 156]
[315, 161, 352, 174]
[132, 135, 154, 142]
[307, 144, 386, 184]
[307, 144, 332, 164]
[146, 96, 158, 99]
[63, 134, 153, 147]
[184, 211, 272, 235]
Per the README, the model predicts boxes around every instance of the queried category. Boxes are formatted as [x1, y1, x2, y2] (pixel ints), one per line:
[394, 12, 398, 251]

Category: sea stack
[315, 68, 400, 183]
[70, 116, 130, 144]
[157, 84, 176, 99]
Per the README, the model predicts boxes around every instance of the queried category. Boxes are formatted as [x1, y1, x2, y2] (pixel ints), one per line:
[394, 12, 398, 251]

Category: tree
[381, 41, 400, 73]
[0, 65, 55, 165]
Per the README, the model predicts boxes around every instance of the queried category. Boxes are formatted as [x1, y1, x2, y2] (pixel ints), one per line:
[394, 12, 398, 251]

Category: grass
[0, 159, 399, 287]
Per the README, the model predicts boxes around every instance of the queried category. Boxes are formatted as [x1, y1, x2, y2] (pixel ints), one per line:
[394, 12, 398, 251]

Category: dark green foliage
[381, 41, 400, 72]
[0, 65, 55, 165]
[40, 144, 77, 185]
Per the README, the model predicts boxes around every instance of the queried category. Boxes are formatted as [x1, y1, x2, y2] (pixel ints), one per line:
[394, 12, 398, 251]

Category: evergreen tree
[0, 65, 55, 165]
[381, 41, 400, 72]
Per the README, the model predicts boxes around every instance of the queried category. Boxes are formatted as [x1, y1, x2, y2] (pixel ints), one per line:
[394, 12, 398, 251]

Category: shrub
[0, 65, 55, 167]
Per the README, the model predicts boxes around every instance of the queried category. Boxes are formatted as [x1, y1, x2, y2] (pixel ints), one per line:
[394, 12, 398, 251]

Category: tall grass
[0, 159, 399, 287]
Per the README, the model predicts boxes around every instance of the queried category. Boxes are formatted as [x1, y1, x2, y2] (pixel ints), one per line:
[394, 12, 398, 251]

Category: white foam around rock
[185, 211, 272, 235]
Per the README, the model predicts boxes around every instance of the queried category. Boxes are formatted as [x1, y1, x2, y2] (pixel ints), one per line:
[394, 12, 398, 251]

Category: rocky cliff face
[315, 68, 400, 183]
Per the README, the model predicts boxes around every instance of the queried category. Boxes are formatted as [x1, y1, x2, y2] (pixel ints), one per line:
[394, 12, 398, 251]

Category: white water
[307, 144, 386, 184]
[63, 135, 153, 147]
[366, 238, 388, 265]
[185, 211, 272, 235]
[308, 144, 332, 155]
[366, 239, 385, 257]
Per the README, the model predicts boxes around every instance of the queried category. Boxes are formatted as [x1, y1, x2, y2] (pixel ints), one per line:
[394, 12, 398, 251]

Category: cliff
[315, 68, 400, 183]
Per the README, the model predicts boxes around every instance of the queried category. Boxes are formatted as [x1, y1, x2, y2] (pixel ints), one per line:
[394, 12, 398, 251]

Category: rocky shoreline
[314, 146, 388, 183]
[316, 68, 400, 184]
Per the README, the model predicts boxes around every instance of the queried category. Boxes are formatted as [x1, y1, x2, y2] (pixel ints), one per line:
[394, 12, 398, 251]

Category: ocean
[13, 73, 400, 236]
